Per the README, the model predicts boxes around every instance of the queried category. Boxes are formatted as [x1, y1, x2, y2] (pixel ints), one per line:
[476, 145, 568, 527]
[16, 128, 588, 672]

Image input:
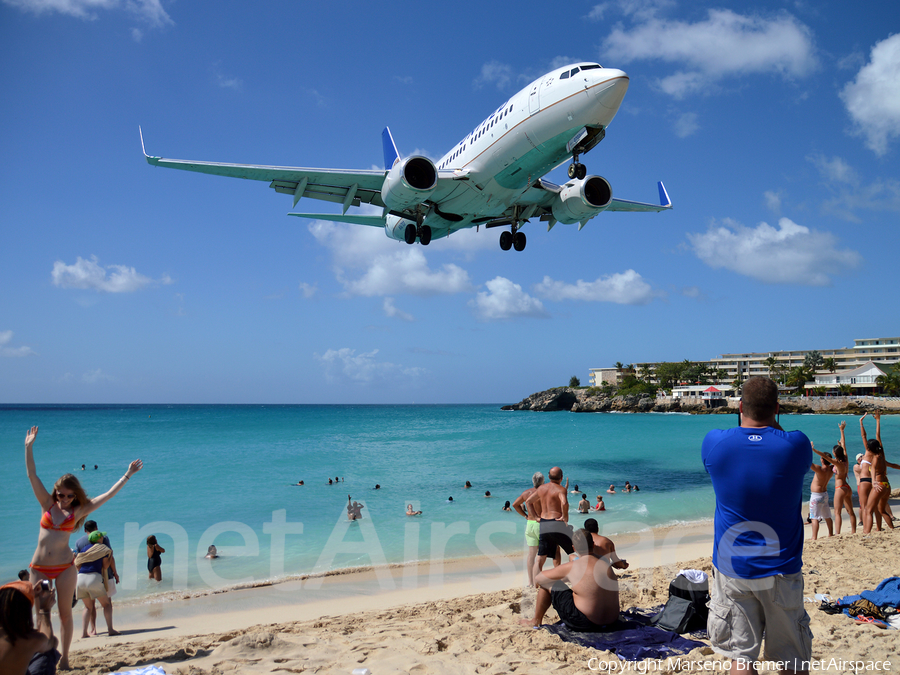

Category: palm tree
[876, 371, 900, 396]
[838, 383, 853, 396]
[804, 350, 824, 372]
[823, 357, 837, 373]
[764, 356, 778, 377]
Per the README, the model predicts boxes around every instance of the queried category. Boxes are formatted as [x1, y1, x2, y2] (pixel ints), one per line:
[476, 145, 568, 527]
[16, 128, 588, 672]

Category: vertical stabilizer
[382, 127, 400, 170]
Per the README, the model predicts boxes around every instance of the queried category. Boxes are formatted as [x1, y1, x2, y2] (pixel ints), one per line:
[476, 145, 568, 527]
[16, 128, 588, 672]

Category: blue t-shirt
[702, 425, 811, 579]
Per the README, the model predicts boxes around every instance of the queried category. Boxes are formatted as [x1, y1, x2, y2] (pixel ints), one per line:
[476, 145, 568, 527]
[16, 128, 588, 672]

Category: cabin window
[560, 71, 569, 79]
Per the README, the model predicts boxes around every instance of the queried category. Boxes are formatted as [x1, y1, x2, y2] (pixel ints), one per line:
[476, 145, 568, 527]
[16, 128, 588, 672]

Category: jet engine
[550, 175, 613, 224]
[381, 155, 438, 211]
[384, 214, 416, 241]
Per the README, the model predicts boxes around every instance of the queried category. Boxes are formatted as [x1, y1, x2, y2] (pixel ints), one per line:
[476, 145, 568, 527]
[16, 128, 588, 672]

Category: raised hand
[839, 421, 846, 431]
[126, 459, 143, 476]
[25, 425, 39, 448]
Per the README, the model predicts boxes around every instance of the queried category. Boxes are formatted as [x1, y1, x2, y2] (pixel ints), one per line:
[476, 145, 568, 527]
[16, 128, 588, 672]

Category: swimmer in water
[406, 504, 422, 516]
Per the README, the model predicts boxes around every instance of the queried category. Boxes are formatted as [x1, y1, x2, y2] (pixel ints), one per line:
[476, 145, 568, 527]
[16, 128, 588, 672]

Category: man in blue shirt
[701, 376, 812, 675]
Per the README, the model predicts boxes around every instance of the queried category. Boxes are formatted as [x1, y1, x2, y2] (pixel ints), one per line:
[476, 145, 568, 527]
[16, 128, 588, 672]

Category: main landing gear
[567, 151, 587, 180]
[499, 225, 526, 252]
[403, 213, 432, 245]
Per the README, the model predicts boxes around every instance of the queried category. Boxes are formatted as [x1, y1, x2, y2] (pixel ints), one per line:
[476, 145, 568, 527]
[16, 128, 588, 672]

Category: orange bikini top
[40, 506, 77, 532]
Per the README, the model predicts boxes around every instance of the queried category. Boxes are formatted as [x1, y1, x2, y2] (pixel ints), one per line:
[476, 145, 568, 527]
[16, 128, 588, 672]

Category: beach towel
[860, 576, 900, 609]
[541, 608, 707, 661]
[114, 667, 166, 675]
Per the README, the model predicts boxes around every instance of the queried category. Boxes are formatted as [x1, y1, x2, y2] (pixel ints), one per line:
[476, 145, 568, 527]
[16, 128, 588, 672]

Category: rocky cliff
[501, 388, 896, 414]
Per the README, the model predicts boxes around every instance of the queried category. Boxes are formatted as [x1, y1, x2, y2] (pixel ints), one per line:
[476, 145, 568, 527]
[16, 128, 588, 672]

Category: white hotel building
[589, 336, 900, 394]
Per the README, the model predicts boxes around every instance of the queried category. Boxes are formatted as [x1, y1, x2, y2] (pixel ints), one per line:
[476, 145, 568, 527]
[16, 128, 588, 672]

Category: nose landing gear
[567, 151, 587, 180]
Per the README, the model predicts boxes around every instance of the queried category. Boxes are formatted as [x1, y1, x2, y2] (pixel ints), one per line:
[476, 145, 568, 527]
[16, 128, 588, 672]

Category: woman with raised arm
[24, 426, 142, 669]
[831, 421, 856, 534]
[860, 412, 900, 533]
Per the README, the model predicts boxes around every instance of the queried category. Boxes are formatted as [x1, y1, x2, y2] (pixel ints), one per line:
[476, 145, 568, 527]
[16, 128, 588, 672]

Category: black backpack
[650, 572, 710, 633]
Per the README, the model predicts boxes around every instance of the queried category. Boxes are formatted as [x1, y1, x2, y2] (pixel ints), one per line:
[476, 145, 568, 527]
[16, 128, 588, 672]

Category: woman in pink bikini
[25, 426, 142, 669]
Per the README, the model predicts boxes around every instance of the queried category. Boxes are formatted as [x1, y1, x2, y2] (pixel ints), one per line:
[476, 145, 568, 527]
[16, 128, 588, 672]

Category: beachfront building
[600, 336, 900, 392]
[808, 361, 890, 395]
[588, 367, 623, 387]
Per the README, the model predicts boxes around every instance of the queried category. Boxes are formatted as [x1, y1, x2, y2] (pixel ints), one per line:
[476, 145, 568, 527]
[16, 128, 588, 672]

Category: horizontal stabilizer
[288, 212, 385, 227]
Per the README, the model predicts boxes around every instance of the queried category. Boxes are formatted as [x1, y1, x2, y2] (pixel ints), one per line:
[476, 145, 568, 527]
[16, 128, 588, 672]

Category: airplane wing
[141, 128, 460, 214]
[491, 179, 671, 230]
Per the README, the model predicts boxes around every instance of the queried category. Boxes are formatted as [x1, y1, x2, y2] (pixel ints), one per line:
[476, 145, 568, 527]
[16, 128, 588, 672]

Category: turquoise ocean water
[2, 404, 896, 603]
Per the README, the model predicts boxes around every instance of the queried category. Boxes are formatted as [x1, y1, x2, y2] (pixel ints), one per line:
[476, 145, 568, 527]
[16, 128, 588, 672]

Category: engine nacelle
[381, 155, 438, 211]
[384, 214, 415, 241]
[550, 175, 613, 224]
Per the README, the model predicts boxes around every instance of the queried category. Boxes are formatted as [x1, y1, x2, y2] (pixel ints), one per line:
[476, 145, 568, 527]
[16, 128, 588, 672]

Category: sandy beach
[58, 500, 900, 675]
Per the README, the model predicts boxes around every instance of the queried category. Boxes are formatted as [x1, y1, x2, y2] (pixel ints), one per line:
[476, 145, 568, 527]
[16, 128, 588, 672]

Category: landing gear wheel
[499, 231, 513, 251]
[568, 163, 577, 179]
[418, 225, 432, 245]
[576, 163, 587, 180]
[404, 223, 417, 245]
[513, 231, 526, 251]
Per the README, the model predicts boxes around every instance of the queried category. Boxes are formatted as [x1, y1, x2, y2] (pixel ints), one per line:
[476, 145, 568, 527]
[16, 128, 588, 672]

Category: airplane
[142, 62, 671, 252]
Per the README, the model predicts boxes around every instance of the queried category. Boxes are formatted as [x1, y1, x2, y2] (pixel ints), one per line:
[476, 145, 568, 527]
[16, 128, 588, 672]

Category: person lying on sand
[519, 528, 619, 630]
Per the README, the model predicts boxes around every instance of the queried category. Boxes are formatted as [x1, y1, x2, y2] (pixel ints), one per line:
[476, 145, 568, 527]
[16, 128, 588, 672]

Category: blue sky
[1, 1, 898, 403]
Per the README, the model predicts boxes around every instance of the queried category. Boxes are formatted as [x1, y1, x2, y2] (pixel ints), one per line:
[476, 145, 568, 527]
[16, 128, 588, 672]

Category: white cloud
[82, 368, 114, 384]
[308, 221, 474, 297]
[533, 270, 660, 305]
[686, 217, 861, 285]
[474, 61, 513, 90]
[383, 298, 414, 322]
[0, 330, 37, 357]
[215, 72, 242, 91]
[808, 154, 900, 221]
[315, 348, 425, 384]
[840, 33, 900, 156]
[602, 9, 817, 98]
[298, 282, 317, 298]
[763, 190, 782, 214]
[3, 0, 172, 25]
[469, 277, 548, 321]
[673, 112, 699, 138]
[51, 255, 172, 293]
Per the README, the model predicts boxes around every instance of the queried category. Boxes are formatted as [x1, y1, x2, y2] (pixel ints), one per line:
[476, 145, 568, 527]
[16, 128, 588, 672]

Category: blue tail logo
[382, 127, 400, 170]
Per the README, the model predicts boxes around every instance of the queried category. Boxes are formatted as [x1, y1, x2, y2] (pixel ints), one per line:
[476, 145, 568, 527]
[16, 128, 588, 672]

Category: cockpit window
[560, 70, 570, 80]
[569, 67, 580, 76]
[581, 64, 601, 70]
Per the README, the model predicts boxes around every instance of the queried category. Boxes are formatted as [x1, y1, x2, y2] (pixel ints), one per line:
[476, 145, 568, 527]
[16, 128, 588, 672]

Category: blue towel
[861, 576, 900, 608]
[541, 609, 707, 661]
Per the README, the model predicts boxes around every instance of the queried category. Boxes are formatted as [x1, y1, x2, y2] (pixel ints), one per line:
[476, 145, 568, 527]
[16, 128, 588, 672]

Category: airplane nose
[594, 69, 629, 111]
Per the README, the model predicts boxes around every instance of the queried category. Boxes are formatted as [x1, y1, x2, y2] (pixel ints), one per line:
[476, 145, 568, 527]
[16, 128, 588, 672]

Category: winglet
[382, 127, 400, 171]
[140, 126, 159, 166]
[658, 181, 672, 208]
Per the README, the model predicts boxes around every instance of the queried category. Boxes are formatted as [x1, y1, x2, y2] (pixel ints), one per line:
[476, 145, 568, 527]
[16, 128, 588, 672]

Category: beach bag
[651, 570, 710, 633]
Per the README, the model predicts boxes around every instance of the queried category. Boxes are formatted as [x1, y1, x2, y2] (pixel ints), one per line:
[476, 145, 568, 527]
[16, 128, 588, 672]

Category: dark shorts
[538, 519, 574, 557]
[27, 648, 61, 675]
[551, 583, 611, 632]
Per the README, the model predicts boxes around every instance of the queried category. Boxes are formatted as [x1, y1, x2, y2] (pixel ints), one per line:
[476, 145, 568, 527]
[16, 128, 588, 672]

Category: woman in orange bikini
[25, 426, 142, 669]
[830, 421, 856, 534]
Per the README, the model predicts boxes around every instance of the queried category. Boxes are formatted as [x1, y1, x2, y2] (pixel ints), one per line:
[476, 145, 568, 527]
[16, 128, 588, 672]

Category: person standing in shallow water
[147, 536, 165, 581]
[24, 425, 142, 670]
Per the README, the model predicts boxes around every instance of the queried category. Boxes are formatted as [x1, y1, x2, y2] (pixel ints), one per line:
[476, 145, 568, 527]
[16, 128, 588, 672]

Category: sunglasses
[57, 493, 75, 499]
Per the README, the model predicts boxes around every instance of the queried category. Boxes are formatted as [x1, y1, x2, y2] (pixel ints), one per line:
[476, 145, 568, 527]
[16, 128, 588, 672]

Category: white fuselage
[413, 63, 628, 237]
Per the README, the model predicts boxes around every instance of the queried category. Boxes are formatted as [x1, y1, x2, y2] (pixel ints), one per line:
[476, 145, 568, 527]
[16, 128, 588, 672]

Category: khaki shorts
[525, 519, 540, 547]
[708, 567, 812, 667]
[76, 572, 108, 600]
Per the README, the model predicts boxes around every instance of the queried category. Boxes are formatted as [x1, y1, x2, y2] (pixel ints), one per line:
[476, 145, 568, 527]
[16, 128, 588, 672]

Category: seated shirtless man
[583, 518, 628, 570]
[520, 528, 620, 631]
